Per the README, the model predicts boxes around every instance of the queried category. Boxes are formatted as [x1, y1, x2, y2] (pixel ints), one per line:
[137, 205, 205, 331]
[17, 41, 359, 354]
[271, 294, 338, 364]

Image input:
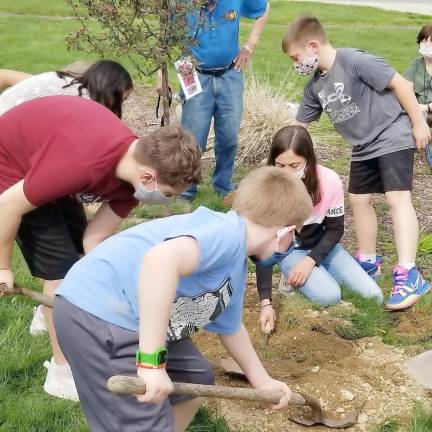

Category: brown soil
[122, 86, 161, 135]
[393, 310, 432, 341]
[195, 284, 431, 431]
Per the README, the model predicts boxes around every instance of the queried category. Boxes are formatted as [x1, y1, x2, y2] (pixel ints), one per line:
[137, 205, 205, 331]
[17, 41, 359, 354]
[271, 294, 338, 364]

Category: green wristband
[136, 347, 168, 367]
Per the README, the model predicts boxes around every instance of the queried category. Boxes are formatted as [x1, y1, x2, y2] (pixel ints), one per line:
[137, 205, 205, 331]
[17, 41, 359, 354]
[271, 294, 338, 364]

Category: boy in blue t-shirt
[54, 166, 312, 432]
[283, 16, 431, 311]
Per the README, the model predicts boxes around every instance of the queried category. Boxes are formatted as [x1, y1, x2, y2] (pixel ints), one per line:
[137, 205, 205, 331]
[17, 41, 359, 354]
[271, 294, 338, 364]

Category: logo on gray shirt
[318, 82, 360, 124]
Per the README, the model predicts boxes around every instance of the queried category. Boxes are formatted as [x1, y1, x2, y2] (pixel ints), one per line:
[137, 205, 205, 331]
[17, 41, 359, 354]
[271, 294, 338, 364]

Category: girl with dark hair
[257, 126, 383, 332]
[405, 24, 432, 166]
[0, 60, 133, 118]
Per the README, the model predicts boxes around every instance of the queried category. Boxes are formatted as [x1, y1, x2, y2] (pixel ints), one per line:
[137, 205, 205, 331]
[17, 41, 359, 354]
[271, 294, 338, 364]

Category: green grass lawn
[1, 0, 430, 84]
[1, 1, 432, 431]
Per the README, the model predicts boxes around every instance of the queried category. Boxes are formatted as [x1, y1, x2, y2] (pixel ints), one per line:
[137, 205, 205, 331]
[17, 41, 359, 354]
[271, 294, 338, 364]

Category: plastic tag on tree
[175, 57, 202, 100]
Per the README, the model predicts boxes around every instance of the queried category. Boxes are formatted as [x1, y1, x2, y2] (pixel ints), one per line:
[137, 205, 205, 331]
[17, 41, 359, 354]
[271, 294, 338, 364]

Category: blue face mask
[250, 229, 300, 267]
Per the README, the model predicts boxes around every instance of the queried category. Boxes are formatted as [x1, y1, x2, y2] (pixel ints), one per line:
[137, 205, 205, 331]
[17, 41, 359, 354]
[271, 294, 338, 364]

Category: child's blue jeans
[280, 244, 384, 306]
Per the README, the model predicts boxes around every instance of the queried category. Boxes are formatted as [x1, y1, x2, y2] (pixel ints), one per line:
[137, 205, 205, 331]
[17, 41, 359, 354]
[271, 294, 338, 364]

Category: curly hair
[133, 125, 202, 186]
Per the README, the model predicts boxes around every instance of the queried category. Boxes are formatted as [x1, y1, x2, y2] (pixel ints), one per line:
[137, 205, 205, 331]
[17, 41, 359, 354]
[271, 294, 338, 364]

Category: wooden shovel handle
[107, 375, 306, 405]
[0, 283, 54, 307]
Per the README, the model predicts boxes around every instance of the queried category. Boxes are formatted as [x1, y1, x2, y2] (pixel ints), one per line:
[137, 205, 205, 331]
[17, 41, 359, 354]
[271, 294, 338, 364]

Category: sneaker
[30, 305, 48, 336]
[43, 357, 79, 402]
[385, 265, 431, 311]
[355, 252, 382, 279]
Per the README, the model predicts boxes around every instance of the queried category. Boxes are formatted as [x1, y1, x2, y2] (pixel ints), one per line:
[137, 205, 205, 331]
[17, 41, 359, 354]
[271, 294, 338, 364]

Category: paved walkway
[300, 0, 432, 15]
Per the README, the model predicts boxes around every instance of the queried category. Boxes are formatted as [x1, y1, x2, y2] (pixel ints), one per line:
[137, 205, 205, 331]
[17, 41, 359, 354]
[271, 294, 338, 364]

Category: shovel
[0, 283, 54, 307]
[108, 375, 359, 429]
[0, 284, 360, 428]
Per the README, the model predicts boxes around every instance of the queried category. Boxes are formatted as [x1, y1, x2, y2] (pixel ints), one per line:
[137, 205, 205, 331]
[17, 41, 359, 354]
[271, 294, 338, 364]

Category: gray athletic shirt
[296, 48, 415, 161]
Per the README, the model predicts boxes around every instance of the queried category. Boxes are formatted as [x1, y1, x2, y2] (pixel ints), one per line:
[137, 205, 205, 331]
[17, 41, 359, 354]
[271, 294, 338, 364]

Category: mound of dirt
[194, 283, 431, 431]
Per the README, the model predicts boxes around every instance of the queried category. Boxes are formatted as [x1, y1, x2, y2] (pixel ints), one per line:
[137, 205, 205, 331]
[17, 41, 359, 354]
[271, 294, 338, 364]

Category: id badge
[174, 57, 202, 100]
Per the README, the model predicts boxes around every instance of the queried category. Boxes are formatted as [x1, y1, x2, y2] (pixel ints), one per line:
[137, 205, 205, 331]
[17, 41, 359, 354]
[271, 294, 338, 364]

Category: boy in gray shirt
[282, 15, 431, 311]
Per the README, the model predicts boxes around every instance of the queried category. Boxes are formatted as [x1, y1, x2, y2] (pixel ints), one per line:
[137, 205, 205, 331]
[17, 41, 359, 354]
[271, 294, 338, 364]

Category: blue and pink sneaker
[355, 253, 382, 279]
[385, 265, 431, 311]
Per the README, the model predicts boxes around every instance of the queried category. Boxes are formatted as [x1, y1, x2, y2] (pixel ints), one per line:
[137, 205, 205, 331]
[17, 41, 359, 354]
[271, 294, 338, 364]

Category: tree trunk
[161, 64, 173, 217]
[161, 65, 170, 126]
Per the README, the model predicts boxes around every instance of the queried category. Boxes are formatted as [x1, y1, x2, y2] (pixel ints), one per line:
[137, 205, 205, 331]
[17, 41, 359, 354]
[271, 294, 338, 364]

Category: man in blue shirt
[179, 0, 270, 200]
[53, 166, 312, 432]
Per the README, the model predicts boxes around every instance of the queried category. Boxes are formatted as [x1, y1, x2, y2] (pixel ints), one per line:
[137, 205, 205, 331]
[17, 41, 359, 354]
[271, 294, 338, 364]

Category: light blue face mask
[250, 228, 300, 267]
[133, 180, 172, 205]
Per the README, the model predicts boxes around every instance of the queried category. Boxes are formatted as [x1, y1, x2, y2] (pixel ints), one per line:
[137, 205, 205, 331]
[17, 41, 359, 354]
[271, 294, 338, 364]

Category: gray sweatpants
[54, 296, 214, 432]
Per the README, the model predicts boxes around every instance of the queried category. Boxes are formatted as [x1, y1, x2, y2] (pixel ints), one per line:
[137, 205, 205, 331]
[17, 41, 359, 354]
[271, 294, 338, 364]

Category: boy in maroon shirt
[0, 95, 201, 400]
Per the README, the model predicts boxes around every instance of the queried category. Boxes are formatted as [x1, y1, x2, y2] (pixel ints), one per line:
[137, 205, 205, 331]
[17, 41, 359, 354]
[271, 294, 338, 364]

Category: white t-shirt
[0, 72, 90, 115]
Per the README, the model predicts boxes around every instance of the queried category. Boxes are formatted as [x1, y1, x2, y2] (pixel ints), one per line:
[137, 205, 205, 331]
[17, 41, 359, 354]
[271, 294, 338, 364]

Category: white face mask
[294, 54, 319, 75]
[292, 163, 307, 179]
[419, 41, 432, 59]
[134, 180, 172, 205]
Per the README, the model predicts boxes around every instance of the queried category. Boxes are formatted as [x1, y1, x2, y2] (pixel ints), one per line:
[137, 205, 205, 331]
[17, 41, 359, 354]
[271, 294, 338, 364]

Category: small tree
[66, 0, 204, 125]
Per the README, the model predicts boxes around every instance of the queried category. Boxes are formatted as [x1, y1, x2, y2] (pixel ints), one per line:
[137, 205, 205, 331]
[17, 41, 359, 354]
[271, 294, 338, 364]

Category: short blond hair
[232, 166, 312, 229]
[282, 16, 327, 53]
[134, 125, 202, 186]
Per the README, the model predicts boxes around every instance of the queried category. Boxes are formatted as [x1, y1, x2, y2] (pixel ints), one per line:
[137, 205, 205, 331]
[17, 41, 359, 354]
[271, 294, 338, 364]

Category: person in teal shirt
[405, 24, 432, 167]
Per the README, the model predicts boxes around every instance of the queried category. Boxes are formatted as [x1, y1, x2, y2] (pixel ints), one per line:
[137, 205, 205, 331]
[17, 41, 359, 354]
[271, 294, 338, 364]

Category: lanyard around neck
[193, 0, 218, 40]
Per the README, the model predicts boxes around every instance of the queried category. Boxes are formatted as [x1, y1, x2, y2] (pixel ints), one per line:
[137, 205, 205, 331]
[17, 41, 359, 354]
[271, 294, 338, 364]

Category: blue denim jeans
[180, 68, 244, 198]
[279, 244, 384, 306]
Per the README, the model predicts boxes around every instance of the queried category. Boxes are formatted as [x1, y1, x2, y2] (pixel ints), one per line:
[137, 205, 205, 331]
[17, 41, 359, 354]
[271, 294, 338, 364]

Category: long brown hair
[267, 126, 321, 206]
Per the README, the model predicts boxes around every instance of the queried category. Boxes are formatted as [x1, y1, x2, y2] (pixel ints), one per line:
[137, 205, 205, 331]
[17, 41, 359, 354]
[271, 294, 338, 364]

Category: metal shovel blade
[406, 350, 432, 389]
[289, 408, 360, 429]
[288, 392, 359, 429]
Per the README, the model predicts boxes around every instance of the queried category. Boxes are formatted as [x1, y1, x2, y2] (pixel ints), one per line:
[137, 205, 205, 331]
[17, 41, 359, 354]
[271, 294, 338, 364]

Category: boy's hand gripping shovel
[107, 375, 360, 429]
[0, 283, 54, 306]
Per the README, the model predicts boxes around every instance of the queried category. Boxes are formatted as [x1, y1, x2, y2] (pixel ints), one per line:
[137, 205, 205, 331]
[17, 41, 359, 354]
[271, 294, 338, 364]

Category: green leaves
[65, 0, 201, 77]
[418, 234, 432, 256]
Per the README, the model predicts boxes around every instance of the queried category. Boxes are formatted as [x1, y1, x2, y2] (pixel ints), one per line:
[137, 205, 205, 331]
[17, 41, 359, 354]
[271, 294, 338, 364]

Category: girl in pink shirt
[257, 126, 383, 332]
